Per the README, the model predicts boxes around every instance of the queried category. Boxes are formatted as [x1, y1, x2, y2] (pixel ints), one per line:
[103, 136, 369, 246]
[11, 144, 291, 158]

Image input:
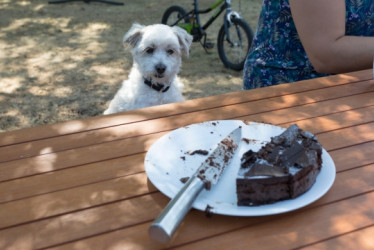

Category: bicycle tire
[161, 6, 189, 26]
[217, 18, 254, 71]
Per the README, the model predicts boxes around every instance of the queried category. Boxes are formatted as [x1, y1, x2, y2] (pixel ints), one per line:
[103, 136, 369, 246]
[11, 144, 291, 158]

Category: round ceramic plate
[144, 120, 336, 216]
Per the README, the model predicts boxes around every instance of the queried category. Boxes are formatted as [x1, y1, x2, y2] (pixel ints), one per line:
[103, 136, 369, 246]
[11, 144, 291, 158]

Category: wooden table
[1, 69, 374, 249]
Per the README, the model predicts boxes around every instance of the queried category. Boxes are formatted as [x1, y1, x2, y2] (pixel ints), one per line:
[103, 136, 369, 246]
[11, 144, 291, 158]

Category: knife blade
[149, 126, 242, 243]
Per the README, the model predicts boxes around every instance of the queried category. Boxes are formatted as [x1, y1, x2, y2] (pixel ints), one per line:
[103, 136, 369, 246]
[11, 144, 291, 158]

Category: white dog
[103, 23, 193, 114]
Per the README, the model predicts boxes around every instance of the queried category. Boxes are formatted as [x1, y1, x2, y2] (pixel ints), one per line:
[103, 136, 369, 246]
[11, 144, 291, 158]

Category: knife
[148, 126, 242, 243]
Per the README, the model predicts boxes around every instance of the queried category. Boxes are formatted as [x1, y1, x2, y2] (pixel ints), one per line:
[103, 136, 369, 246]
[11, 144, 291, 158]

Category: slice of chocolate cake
[237, 124, 323, 206]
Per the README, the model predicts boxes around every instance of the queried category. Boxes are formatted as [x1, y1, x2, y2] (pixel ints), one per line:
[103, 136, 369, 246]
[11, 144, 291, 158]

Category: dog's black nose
[155, 63, 166, 75]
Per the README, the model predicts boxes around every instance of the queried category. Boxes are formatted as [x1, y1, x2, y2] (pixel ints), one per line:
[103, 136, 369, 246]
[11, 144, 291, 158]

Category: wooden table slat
[1, 78, 374, 163]
[2, 114, 374, 183]
[300, 225, 374, 250]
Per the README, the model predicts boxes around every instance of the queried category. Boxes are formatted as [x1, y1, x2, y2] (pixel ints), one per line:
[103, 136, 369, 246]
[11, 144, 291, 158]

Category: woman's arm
[290, 0, 374, 74]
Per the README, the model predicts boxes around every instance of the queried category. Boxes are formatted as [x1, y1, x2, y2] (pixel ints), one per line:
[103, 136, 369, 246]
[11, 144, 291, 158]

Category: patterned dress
[243, 0, 374, 90]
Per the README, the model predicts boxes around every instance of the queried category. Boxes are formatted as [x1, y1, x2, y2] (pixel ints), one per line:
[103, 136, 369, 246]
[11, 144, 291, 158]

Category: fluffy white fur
[104, 23, 193, 114]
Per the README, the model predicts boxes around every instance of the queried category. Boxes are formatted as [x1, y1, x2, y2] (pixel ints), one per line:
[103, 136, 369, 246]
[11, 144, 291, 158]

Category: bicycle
[161, 0, 254, 71]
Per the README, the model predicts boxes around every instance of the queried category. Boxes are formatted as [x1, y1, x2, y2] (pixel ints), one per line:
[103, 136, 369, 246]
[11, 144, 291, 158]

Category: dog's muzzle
[155, 63, 166, 75]
[154, 63, 166, 78]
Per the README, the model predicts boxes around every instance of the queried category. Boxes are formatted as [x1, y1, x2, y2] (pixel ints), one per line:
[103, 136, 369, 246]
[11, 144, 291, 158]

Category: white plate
[144, 120, 336, 216]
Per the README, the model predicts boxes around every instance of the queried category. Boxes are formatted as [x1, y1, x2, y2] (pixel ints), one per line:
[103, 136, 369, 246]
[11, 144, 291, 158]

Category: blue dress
[243, 0, 374, 90]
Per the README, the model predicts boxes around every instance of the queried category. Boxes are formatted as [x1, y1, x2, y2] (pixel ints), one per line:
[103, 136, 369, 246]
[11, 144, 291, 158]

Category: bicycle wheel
[161, 6, 189, 26]
[217, 18, 254, 71]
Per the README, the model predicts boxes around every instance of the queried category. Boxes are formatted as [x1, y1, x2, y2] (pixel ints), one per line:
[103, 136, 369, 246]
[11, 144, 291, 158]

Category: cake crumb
[204, 205, 214, 218]
[242, 138, 257, 144]
[187, 149, 209, 156]
[180, 177, 189, 183]
[204, 180, 211, 190]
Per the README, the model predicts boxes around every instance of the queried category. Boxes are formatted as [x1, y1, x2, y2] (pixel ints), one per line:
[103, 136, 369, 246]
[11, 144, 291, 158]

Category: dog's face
[123, 24, 192, 82]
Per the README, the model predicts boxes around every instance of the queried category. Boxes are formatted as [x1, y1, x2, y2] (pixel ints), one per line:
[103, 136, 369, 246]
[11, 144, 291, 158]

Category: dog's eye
[145, 48, 154, 54]
[167, 49, 174, 55]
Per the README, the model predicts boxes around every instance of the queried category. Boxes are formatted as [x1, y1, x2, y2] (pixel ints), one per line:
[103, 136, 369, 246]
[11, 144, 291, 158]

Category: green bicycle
[162, 0, 253, 71]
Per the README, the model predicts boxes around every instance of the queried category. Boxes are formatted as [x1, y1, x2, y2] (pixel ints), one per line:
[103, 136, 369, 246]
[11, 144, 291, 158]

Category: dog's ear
[123, 23, 145, 48]
[172, 26, 193, 57]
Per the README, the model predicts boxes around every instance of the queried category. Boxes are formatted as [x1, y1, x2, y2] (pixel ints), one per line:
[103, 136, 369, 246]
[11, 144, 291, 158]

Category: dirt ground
[0, 0, 261, 132]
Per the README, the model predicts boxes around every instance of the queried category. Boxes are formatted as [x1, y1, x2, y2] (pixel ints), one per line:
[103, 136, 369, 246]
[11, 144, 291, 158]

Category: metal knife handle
[149, 174, 205, 243]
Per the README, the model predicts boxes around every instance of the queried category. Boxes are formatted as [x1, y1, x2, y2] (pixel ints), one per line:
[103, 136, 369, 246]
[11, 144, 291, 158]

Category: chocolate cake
[236, 124, 323, 206]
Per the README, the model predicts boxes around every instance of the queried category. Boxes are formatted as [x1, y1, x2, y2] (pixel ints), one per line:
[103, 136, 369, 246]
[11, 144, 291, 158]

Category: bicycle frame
[171, 0, 232, 33]
[196, 0, 227, 31]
